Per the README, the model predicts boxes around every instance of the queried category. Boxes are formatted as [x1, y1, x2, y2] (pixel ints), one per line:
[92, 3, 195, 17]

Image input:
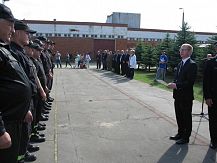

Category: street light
[179, 8, 185, 29]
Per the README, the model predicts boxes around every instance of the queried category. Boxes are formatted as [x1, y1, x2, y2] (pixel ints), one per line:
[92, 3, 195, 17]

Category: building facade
[24, 19, 217, 59]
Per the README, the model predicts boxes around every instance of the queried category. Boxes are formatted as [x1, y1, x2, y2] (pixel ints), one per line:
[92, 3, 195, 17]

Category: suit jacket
[173, 58, 197, 101]
[203, 56, 217, 101]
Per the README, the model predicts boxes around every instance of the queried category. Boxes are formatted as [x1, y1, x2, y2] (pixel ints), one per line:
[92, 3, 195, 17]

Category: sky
[4, 0, 217, 33]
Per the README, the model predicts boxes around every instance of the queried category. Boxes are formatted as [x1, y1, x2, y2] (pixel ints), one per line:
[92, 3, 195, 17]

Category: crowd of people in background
[95, 49, 137, 79]
[53, 49, 137, 80]
[54, 51, 92, 69]
[0, 4, 55, 163]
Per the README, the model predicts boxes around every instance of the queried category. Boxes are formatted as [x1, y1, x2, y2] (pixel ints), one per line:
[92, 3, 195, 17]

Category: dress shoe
[45, 102, 52, 107]
[46, 101, 52, 105]
[27, 144, 40, 152]
[210, 143, 217, 150]
[37, 132, 45, 137]
[40, 115, 48, 121]
[30, 134, 46, 143]
[24, 151, 37, 162]
[176, 139, 189, 145]
[47, 97, 54, 102]
[39, 122, 46, 127]
[36, 125, 46, 131]
[43, 105, 51, 110]
[170, 134, 182, 141]
[42, 109, 50, 114]
[42, 114, 49, 118]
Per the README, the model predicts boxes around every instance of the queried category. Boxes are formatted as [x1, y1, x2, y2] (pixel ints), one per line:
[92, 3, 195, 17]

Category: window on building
[49, 33, 52, 37]
[91, 35, 94, 38]
[68, 34, 71, 37]
[64, 34, 67, 37]
[94, 35, 97, 38]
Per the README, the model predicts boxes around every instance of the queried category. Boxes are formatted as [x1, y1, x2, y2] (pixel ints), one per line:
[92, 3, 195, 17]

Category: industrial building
[24, 12, 217, 58]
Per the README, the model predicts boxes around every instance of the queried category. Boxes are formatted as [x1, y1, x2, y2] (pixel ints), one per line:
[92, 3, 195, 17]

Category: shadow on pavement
[157, 144, 188, 163]
[202, 148, 217, 163]
[91, 69, 130, 84]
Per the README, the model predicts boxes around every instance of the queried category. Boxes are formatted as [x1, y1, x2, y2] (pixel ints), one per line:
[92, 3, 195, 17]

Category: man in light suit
[168, 43, 197, 144]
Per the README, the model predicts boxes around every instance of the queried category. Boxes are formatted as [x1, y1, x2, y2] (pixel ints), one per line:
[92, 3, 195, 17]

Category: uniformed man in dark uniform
[37, 36, 54, 102]
[24, 41, 46, 151]
[10, 20, 38, 162]
[203, 42, 217, 150]
[0, 4, 32, 163]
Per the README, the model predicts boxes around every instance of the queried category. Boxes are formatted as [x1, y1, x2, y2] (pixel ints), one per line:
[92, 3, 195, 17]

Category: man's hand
[167, 83, 177, 89]
[0, 132, 11, 149]
[40, 89, 47, 101]
[24, 111, 33, 123]
[206, 98, 213, 107]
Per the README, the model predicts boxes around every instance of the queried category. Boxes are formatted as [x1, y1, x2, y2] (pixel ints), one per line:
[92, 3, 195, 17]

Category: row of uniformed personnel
[0, 4, 55, 163]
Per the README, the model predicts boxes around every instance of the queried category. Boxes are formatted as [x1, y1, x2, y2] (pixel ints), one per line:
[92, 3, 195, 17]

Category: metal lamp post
[179, 8, 185, 29]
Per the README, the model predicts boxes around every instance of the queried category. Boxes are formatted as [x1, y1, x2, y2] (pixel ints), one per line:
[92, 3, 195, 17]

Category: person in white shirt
[85, 53, 91, 68]
[55, 51, 62, 68]
[128, 49, 137, 79]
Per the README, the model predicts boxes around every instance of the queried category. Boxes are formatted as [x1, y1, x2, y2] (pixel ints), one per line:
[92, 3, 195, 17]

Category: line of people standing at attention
[0, 4, 55, 163]
[96, 49, 137, 79]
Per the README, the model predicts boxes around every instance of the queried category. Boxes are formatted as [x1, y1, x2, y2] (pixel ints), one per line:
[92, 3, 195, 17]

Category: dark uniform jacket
[40, 50, 51, 76]
[203, 56, 217, 101]
[32, 58, 47, 90]
[0, 41, 32, 136]
[173, 58, 197, 101]
[10, 42, 38, 96]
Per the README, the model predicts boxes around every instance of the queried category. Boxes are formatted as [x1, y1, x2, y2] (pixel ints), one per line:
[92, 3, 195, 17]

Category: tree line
[135, 23, 217, 77]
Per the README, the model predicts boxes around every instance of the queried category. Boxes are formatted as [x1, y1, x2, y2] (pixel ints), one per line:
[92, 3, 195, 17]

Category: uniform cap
[0, 4, 16, 22]
[14, 20, 36, 34]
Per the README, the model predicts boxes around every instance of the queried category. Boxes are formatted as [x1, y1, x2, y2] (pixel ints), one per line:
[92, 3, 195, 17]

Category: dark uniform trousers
[0, 122, 22, 163]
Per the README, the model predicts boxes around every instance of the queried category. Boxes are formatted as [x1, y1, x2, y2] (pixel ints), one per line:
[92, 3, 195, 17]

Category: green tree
[206, 35, 217, 54]
[172, 23, 198, 70]
[141, 44, 156, 71]
[156, 33, 175, 71]
[135, 42, 145, 69]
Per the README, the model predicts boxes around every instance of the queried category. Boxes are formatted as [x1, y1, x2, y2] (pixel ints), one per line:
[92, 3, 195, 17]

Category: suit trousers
[0, 122, 22, 163]
[174, 100, 193, 140]
[208, 100, 217, 145]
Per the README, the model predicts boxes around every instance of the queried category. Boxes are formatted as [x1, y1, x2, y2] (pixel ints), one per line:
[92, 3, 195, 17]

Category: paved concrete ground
[34, 67, 217, 163]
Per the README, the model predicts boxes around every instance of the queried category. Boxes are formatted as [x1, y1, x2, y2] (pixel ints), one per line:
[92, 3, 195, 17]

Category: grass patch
[134, 70, 203, 101]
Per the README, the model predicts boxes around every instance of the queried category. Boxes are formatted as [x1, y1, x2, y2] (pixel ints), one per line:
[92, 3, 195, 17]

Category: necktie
[178, 61, 183, 75]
